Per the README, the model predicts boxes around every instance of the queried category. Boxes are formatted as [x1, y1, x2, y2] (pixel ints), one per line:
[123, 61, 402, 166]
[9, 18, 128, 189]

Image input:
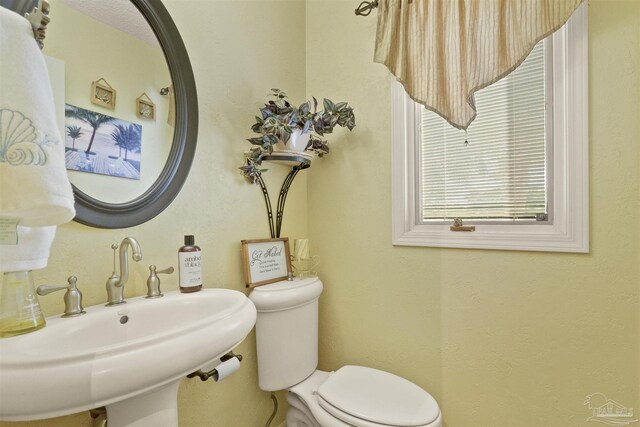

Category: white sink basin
[0, 288, 256, 426]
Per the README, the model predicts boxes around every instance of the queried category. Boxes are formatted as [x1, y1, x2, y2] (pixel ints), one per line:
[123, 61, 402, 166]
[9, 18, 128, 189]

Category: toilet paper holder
[186, 351, 243, 382]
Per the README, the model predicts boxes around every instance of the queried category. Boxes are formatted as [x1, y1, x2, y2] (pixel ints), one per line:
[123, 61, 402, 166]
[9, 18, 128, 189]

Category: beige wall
[0, 1, 306, 426]
[306, 1, 639, 427]
[2, 1, 639, 427]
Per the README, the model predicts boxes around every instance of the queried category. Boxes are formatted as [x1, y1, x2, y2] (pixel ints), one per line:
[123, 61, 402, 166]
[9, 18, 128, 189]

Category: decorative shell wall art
[0, 109, 47, 166]
[91, 78, 116, 110]
[136, 93, 156, 120]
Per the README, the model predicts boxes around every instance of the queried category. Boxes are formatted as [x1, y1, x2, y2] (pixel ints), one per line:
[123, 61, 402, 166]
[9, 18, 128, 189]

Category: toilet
[249, 277, 442, 427]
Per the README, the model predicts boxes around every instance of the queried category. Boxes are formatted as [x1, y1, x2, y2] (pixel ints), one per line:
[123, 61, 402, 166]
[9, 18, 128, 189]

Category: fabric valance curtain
[374, 0, 584, 130]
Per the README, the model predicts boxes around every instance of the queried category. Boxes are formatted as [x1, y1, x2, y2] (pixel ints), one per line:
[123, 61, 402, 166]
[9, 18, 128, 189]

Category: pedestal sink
[0, 288, 256, 426]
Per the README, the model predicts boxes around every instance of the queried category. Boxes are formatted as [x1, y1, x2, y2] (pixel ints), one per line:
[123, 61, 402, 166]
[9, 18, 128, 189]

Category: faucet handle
[156, 266, 174, 275]
[36, 284, 66, 295]
[110, 243, 119, 274]
[37, 276, 86, 317]
[146, 265, 174, 299]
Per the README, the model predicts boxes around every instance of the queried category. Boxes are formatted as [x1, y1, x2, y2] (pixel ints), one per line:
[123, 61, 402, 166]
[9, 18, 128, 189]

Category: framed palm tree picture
[64, 104, 142, 180]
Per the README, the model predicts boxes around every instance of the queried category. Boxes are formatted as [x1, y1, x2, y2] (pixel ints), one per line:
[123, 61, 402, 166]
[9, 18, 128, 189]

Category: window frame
[391, 3, 588, 253]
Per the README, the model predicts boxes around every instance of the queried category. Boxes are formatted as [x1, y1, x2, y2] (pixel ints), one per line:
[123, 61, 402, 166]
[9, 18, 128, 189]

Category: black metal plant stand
[254, 154, 311, 238]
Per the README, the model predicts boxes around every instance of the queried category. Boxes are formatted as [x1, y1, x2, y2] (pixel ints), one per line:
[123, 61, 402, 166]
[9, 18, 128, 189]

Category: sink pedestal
[106, 381, 181, 427]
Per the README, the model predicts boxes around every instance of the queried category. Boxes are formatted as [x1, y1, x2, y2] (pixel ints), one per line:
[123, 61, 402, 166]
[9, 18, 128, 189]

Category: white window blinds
[419, 40, 549, 222]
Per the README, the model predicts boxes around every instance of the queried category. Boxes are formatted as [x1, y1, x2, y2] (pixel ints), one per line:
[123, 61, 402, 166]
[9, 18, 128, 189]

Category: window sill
[392, 223, 589, 253]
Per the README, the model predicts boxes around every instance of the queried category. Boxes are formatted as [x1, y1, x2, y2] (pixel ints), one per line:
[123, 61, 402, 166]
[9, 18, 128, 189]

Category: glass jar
[0, 271, 46, 338]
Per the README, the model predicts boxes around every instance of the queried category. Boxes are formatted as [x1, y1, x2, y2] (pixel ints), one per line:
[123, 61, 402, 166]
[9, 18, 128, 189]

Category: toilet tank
[248, 277, 323, 391]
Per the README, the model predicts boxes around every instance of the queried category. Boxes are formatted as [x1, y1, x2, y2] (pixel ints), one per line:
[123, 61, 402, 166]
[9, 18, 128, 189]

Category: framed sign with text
[241, 238, 292, 288]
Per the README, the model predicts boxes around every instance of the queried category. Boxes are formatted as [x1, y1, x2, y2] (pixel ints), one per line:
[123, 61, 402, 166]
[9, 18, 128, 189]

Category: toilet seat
[316, 396, 442, 427]
[317, 366, 440, 427]
[288, 367, 441, 427]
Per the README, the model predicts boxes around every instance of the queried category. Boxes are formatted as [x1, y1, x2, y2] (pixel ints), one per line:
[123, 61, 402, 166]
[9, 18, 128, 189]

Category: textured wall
[2, 1, 638, 427]
[306, 1, 639, 426]
[0, 1, 306, 426]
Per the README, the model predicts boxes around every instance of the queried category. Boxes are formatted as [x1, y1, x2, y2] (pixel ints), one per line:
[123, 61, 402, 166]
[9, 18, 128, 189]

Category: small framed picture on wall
[91, 78, 116, 110]
[136, 93, 156, 120]
[241, 238, 292, 288]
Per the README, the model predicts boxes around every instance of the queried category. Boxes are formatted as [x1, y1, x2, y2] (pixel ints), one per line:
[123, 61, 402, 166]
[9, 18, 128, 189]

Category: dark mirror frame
[73, 0, 198, 228]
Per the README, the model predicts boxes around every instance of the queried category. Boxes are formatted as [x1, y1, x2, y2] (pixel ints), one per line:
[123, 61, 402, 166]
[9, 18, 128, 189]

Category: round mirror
[43, 0, 197, 228]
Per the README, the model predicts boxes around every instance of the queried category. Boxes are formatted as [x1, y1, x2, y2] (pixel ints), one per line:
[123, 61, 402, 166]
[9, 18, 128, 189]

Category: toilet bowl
[249, 277, 442, 427]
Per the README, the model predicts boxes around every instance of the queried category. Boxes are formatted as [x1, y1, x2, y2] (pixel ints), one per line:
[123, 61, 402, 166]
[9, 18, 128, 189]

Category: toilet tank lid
[248, 277, 323, 312]
[317, 365, 440, 427]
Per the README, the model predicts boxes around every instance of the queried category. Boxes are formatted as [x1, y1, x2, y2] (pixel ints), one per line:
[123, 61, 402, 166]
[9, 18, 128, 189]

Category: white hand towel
[0, 7, 75, 271]
[0, 7, 75, 225]
[0, 225, 55, 272]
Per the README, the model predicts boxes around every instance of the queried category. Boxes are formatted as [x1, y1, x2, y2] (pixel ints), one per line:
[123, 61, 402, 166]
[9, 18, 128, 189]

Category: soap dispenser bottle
[178, 235, 202, 293]
[0, 271, 46, 337]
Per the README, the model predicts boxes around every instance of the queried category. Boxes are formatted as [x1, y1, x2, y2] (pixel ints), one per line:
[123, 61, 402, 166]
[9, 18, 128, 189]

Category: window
[391, 3, 588, 252]
[420, 41, 550, 223]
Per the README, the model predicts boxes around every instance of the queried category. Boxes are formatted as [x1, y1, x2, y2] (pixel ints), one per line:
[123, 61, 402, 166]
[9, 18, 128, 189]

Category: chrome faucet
[105, 237, 143, 306]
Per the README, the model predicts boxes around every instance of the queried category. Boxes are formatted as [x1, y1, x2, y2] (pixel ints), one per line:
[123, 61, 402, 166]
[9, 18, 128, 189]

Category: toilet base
[286, 392, 321, 427]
